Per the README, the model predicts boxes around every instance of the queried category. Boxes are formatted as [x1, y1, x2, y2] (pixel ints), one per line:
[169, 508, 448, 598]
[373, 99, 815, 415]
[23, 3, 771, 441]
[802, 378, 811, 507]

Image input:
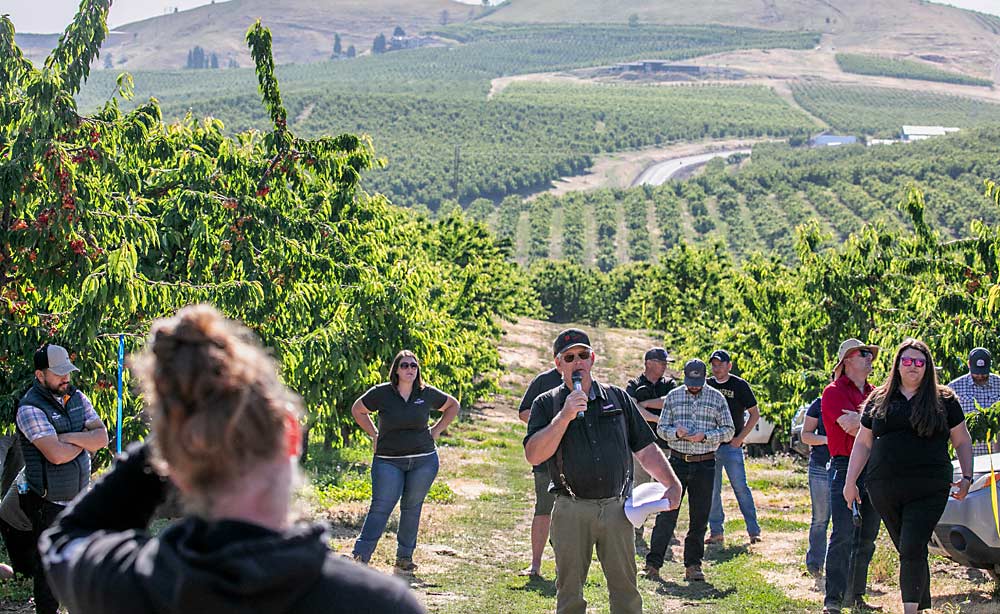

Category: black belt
[669, 449, 715, 463]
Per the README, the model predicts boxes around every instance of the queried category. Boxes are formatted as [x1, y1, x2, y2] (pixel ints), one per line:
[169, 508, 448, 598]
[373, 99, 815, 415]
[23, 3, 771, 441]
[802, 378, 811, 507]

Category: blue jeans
[825, 458, 880, 610]
[708, 443, 760, 536]
[353, 452, 439, 562]
[806, 460, 832, 572]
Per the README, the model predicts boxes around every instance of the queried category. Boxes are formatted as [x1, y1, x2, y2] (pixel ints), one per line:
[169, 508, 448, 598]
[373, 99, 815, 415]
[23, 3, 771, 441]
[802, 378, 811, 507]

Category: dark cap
[683, 359, 707, 387]
[969, 347, 992, 375]
[709, 349, 731, 363]
[34, 344, 79, 376]
[553, 328, 592, 357]
[644, 347, 672, 362]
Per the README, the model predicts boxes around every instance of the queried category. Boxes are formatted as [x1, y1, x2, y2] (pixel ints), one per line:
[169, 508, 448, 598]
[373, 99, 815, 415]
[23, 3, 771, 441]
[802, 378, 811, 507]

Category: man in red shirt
[821, 339, 883, 614]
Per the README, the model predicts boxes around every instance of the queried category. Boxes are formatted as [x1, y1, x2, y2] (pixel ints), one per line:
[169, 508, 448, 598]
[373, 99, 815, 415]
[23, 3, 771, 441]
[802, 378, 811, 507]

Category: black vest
[17, 382, 90, 502]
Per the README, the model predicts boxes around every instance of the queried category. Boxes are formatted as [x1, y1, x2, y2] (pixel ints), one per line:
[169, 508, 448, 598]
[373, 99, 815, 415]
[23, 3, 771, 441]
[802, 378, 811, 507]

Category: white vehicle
[928, 452, 1000, 581]
[742, 413, 785, 456]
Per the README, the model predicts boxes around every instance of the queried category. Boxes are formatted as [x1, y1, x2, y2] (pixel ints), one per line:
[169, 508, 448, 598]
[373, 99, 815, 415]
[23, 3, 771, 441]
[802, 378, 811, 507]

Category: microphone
[572, 370, 585, 420]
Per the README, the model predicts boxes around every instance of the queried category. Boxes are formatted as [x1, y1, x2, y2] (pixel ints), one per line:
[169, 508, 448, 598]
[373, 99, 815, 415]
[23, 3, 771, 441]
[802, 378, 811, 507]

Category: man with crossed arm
[17, 344, 108, 614]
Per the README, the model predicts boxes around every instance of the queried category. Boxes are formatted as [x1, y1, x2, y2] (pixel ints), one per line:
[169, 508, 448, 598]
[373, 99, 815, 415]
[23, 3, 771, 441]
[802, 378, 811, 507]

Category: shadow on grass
[652, 578, 735, 601]
[705, 543, 749, 565]
[510, 574, 557, 598]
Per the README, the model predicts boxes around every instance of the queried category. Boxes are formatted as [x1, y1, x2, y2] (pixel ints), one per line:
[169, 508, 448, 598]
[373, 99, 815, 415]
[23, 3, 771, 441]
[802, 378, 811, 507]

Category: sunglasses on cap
[561, 349, 591, 363]
[899, 356, 926, 368]
[398, 362, 419, 370]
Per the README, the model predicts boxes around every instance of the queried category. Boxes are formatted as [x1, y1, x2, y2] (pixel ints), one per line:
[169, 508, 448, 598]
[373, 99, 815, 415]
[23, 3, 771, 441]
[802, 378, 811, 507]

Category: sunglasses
[851, 349, 873, 359]
[398, 362, 419, 370]
[561, 349, 591, 363]
[899, 356, 926, 368]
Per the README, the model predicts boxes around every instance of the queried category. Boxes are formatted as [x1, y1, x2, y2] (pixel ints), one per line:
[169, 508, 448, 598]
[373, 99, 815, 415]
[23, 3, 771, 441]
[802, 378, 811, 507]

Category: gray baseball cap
[683, 359, 707, 387]
[34, 344, 79, 376]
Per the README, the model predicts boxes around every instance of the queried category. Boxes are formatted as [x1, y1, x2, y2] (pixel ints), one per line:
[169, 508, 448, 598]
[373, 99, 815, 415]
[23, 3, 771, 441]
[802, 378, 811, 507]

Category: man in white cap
[821, 339, 882, 614]
[16, 344, 108, 614]
[947, 347, 1000, 455]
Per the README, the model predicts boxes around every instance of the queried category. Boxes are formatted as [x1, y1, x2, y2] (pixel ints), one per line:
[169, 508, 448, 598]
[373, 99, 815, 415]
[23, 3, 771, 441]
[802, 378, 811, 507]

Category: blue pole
[116, 334, 124, 455]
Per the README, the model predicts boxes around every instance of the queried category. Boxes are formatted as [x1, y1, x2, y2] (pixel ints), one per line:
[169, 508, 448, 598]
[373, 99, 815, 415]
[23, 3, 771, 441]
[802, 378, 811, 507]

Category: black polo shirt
[626, 373, 676, 449]
[518, 368, 567, 473]
[707, 375, 757, 440]
[360, 383, 448, 457]
[861, 391, 965, 484]
[523, 381, 655, 499]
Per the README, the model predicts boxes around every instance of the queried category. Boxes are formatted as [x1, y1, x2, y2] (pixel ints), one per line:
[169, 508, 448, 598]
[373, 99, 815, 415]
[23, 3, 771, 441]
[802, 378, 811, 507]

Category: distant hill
[483, 0, 1000, 80]
[13, 0, 481, 70]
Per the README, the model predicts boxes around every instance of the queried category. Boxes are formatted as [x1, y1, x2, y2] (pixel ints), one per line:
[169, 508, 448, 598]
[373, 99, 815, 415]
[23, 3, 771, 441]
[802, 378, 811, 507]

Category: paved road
[632, 148, 752, 186]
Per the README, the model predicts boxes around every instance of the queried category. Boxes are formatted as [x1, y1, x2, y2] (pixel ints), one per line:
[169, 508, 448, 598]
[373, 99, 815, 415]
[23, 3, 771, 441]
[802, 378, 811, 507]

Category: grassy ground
[308, 318, 999, 613]
[2, 317, 997, 612]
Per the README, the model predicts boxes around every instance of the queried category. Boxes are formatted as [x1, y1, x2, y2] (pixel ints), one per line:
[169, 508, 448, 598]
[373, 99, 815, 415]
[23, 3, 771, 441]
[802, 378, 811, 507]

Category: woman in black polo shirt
[350, 350, 459, 571]
[843, 339, 974, 614]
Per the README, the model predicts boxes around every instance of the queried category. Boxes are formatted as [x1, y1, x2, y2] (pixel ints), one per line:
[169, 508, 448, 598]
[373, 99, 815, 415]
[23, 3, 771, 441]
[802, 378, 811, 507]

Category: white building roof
[902, 125, 960, 137]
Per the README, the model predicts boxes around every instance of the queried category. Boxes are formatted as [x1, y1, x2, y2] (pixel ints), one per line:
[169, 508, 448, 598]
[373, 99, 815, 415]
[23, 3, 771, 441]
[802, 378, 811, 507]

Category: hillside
[14, 0, 480, 70]
[484, 0, 1000, 79]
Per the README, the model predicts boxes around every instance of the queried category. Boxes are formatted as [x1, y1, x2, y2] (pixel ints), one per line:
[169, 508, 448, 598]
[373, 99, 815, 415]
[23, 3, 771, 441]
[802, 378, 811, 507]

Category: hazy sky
[5, 0, 999, 33]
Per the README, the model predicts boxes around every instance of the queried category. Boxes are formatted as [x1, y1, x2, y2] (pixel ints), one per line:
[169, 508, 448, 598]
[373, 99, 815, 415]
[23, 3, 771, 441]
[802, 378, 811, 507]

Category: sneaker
[806, 566, 823, 579]
[704, 533, 725, 545]
[749, 534, 762, 544]
[0, 563, 12, 580]
[684, 565, 705, 581]
[518, 567, 542, 579]
[394, 557, 418, 572]
[639, 565, 661, 581]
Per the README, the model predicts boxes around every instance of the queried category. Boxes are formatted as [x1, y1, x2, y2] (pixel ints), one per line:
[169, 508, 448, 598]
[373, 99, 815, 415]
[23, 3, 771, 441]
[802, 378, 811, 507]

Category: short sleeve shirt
[518, 368, 566, 472]
[947, 372, 1000, 456]
[17, 390, 100, 442]
[861, 391, 965, 483]
[805, 397, 830, 468]
[821, 375, 874, 458]
[360, 383, 448, 457]
[707, 375, 757, 438]
[523, 381, 655, 499]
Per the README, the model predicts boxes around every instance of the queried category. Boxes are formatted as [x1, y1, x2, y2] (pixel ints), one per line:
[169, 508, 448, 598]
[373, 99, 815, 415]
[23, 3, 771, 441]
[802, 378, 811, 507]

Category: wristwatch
[961, 475, 973, 483]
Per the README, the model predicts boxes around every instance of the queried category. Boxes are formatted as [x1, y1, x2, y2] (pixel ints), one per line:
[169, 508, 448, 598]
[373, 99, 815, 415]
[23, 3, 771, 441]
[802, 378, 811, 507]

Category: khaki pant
[550, 494, 642, 614]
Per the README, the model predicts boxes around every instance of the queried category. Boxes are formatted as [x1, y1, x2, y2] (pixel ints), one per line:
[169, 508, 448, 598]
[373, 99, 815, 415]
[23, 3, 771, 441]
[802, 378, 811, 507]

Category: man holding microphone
[524, 329, 681, 614]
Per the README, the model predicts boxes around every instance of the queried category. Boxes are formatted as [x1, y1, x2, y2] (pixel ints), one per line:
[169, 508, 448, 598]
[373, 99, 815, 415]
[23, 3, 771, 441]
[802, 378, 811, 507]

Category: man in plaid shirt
[947, 347, 1000, 456]
[16, 344, 108, 614]
[642, 359, 734, 583]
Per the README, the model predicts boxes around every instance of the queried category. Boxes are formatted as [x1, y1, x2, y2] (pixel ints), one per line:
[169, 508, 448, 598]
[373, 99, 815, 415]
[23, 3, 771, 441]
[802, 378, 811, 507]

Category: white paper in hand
[624, 482, 673, 529]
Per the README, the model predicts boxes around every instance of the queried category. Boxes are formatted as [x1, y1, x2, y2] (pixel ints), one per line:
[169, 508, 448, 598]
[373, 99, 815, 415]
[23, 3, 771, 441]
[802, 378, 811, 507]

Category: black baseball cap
[709, 349, 731, 363]
[969, 347, 992, 375]
[644, 347, 672, 362]
[553, 329, 591, 357]
[684, 359, 707, 387]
